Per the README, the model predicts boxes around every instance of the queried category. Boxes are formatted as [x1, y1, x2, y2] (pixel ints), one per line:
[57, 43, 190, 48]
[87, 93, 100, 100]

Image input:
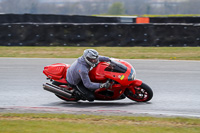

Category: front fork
[126, 79, 143, 94]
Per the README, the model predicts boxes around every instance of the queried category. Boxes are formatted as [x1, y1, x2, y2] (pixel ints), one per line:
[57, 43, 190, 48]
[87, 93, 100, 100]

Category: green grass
[0, 113, 200, 133]
[0, 46, 200, 60]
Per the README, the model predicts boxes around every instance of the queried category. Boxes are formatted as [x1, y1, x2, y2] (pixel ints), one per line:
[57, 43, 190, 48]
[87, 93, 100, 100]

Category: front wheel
[125, 83, 153, 102]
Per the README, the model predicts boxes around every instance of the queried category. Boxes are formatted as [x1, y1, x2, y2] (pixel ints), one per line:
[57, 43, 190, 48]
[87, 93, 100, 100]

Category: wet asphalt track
[0, 58, 200, 117]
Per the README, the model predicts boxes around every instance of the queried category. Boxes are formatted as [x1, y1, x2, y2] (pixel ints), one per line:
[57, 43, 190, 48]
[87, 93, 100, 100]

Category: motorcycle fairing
[94, 84, 127, 100]
[90, 59, 139, 100]
[89, 62, 108, 82]
[90, 59, 135, 86]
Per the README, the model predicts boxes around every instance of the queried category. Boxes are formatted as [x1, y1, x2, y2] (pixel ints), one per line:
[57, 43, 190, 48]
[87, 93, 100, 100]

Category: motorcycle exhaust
[43, 83, 72, 98]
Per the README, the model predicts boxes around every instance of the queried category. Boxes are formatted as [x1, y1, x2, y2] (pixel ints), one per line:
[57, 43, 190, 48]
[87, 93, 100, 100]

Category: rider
[66, 49, 111, 102]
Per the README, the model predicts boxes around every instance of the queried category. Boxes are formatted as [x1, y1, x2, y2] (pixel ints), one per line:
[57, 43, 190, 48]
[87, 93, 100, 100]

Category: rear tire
[52, 81, 79, 102]
[55, 94, 79, 102]
[125, 83, 153, 102]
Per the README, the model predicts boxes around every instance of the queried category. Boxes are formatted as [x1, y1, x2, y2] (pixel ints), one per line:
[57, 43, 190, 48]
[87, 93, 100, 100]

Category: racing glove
[100, 82, 111, 89]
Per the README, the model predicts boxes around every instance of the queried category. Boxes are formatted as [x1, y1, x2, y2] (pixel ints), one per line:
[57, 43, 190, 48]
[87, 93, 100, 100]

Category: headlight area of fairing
[128, 68, 136, 81]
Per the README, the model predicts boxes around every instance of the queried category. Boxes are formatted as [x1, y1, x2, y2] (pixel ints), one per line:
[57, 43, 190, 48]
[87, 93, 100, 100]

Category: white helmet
[83, 49, 99, 67]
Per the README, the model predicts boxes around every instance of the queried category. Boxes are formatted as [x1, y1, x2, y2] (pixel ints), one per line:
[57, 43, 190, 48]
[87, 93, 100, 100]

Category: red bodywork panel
[43, 63, 70, 84]
[89, 62, 108, 83]
[89, 59, 138, 86]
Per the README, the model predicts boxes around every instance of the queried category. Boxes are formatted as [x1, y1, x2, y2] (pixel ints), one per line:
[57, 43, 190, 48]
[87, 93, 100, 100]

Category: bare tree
[0, 0, 39, 14]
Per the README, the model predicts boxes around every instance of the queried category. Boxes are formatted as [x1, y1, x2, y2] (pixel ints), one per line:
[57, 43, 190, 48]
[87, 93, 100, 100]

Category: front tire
[125, 83, 153, 102]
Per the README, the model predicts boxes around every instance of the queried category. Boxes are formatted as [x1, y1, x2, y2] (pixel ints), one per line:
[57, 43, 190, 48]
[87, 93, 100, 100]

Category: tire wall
[0, 14, 199, 46]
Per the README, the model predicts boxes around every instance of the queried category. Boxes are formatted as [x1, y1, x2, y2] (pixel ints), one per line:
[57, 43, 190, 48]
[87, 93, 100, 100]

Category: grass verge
[0, 46, 200, 60]
[0, 113, 200, 133]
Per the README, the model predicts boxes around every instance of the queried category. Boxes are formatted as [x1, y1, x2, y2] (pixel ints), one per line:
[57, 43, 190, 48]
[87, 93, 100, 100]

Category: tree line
[0, 0, 200, 15]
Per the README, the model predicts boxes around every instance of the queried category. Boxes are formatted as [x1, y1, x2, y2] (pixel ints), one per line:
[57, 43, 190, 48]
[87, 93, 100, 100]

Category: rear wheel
[55, 94, 79, 102]
[125, 83, 153, 102]
[52, 81, 79, 102]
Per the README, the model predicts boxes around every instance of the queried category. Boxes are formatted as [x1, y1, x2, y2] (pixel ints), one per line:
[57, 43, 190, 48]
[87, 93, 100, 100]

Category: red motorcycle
[43, 59, 153, 102]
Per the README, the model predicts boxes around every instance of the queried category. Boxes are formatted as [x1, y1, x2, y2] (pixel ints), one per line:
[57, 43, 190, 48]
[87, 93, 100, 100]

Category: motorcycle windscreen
[105, 60, 127, 73]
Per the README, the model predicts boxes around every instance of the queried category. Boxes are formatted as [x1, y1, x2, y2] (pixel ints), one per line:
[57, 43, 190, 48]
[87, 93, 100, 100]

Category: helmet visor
[86, 57, 98, 64]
